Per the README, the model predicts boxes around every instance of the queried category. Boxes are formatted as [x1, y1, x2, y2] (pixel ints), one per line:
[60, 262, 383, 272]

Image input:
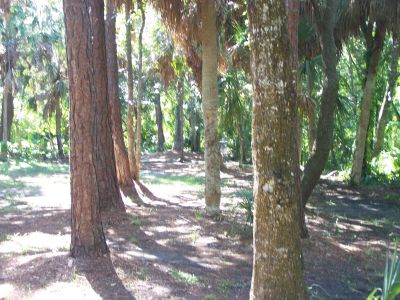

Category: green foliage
[168, 268, 202, 286]
[368, 240, 400, 300]
[237, 189, 253, 226]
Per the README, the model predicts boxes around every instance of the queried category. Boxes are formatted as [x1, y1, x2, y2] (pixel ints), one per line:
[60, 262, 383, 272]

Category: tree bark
[301, 0, 340, 204]
[201, 0, 221, 214]
[55, 98, 64, 160]
[350, 23, 386, 185]
[173, 76, 184, 162]
[134, 0, 145, 180]
[373, 33, 399, 157]
[154, 92, 165, 152]
[125, 1, 138, 179]
[106, 0, 137, 195]
[64, 0, 109, 258]
[238, 117, 244, 169]
[248, 0, 306, 297]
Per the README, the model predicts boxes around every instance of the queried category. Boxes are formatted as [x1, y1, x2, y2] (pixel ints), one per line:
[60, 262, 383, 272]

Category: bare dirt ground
[0, 151, 399, 299]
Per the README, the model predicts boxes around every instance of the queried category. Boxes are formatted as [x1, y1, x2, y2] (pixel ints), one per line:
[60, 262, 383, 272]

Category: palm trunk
[201, 0, 221, 214]
[248, 0, 306, 297]
[125, 1, 138, 179]
[373, 33, 399, 157]
[106, 0, 136, 194]
[238, 117, 244, 169]
[134, 0, 145, 180]
[350, 23, 386, 185]
[55, 98, 65, 160]
[173, 77, 184, 152]
[301, 0, 340, 205]
[155, 92, 165, 152]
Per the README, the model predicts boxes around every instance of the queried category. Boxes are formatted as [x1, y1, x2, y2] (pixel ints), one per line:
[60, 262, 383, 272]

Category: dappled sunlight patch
[0, 283, 14, 299]
[30, 281, 101, 300]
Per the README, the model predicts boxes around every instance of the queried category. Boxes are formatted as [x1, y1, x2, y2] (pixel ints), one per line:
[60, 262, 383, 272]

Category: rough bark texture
[106, 0, 136, 193]
[125, 1, 138, 179]
[350, 23, 386, 185]
[155, 92, 165, 152]
[201, 0, 221, 213]
[373, 33, 399, 157]
[63, 0, 109, 258]
[90, 0, 124, 213]
[134, 0, 145, 181]
[248, 0, 306, 298]
[301, 0, 340, 204]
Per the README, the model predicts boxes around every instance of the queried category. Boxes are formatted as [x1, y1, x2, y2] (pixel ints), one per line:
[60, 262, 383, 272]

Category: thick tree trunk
[125, 1, 138, 179]
[106, 0, 137, 195]
[248, 0, 306, 297]
[201, 0, 221, 214]
[301, 0, 340, 204]
[373, 33, 399, 157]
[55, 99, 64, 160]
[64, 0, 109, 258]
[155, 92, 165, 152]
[350, 23, 386, 185]
[134, 0, 145, 180]
[90, 1, 125, 213]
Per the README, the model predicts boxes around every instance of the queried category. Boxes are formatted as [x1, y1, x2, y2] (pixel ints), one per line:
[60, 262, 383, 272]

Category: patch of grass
[216, 279, 235, 297]
[0, 160, 69, 179]
[138, 269, 148, 281]
[194, 210, 203, 221]
[141, 173, 204, 187]
[129, 236, 138, 244]
[130, 217, 141, 226]
[204, 294, 217, 300]
[0, 234, 12, 242]
[169, 268, 201, 286]
[190, 230, 200, 244]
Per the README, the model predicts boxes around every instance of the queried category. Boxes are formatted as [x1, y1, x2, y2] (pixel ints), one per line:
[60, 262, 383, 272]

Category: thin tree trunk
[201, 0, 221, 214]
[173, 76, 184, 153]
[301, 0, 340, 204]
[248, 0, 306, 297]
[134, 0, 145, 180]
[64, 0, 109, 258]
[155, 92, 165, 152]
[190, 109, 198, 152]
[125, 1, 138, 179]
[238, 117, 244, 169]
[55, 99, 65, 160]
[106, 0, 137, 196]
[350, 23, 386, 185]
[373, 33, 399, 157]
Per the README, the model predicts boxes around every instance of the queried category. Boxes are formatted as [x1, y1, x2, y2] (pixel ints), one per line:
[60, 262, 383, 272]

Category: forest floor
[0, 151, 399, 300]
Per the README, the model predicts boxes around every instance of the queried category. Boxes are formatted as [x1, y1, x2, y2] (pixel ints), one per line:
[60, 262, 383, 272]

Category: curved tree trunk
[155, 92, 165, 152]
[350, 23, 386, 185]
[125, 1, 138, 179]
[201, 0, 221, 214]
[248, 0, 306, 297]
[134, 0, 145, 180]
[301, 0, 340, 204]
[106, 0, 138, 198]
[64, 0, 109, 257]
[373, 33, 399, 157]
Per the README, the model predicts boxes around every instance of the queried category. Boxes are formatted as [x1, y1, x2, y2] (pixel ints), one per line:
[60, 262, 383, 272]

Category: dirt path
[0, 152, 399, 299]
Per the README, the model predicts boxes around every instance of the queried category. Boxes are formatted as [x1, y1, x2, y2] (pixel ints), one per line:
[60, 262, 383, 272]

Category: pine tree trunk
[106, 0, 136, 194]
[248, 0, 306, 297]
[350, 23, 386, 185]
[125, 1, 138, 179]
[55, 99, 64, 160]
[201, 0, 221, 214]
[301, 0, 340, 204]
[373, 33, 399, 157]
[173, 77, 184, 152]
[134, 0, 145, 180]
[155, 92, 165, 152]
[64, 0, 109, 258]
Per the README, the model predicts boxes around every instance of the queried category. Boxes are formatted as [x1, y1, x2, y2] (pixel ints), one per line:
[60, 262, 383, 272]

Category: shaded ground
[0, 152, 399, 299]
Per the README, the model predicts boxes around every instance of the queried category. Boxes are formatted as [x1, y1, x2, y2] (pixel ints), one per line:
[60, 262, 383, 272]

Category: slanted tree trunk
[106, 0, 137, 196]
[134, 0, 145, 180]
[125, 1, 138, 179]
[350, 23, 386, 185]
[154, 92, 165, 152]
[201, 0, 221, 214]
[55, 98, 64, 160]
[248, 0, 306, 297]
[173, 76, 185, 161]
[301, 0, 340, 204]
[64, 0, 109, 257]
[373, 33, 399, 157]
